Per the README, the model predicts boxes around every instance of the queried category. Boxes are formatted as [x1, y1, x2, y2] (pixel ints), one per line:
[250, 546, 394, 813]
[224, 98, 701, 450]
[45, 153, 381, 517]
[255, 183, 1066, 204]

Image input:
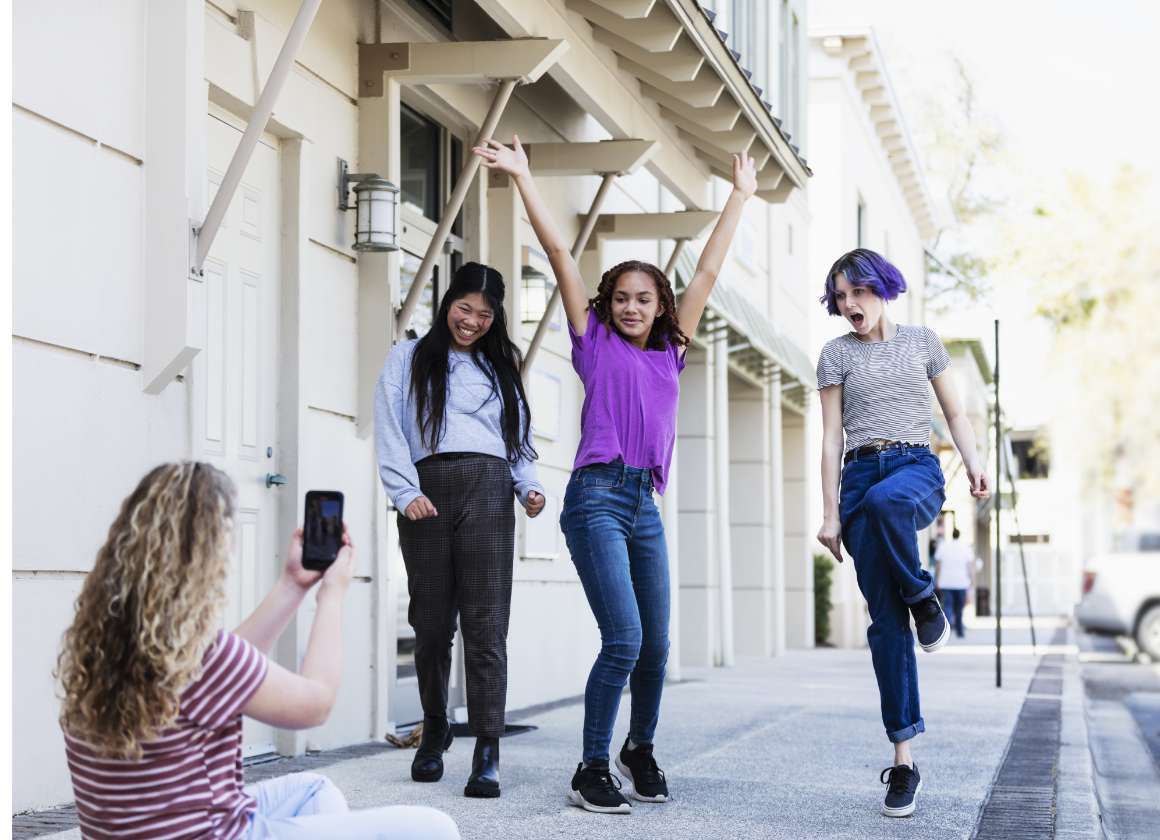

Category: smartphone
[302, 490, 344, 571]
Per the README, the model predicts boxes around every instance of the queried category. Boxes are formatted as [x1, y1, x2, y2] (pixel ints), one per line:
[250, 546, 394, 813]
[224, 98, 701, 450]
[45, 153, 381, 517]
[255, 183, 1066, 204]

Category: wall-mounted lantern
[338, 158, 400, 252]
[520, 245, 555, 324]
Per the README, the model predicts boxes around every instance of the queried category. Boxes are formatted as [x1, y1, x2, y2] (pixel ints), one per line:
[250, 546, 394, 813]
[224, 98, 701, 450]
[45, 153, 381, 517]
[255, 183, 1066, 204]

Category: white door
[193, 109, 282, 756]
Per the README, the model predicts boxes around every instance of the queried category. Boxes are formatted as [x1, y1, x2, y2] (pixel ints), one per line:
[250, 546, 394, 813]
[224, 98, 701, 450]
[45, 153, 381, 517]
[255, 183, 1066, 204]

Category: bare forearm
[694, 190, 747, 280]
[514, 173, 570, 258]
[947, 413, 983, 472]
[299, 591, 345, 702]
[234, 576, 309, 654]
[821, 443, 843, 520]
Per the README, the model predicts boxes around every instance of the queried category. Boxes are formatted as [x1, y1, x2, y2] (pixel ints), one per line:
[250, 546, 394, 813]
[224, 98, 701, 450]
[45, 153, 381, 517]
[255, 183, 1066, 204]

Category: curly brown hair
[56, 462, 237, 758]
[589, 260, 689, 350]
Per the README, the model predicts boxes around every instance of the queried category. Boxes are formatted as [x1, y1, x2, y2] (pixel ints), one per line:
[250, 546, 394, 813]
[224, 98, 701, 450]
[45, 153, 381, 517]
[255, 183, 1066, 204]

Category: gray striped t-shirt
[816, 325, 950, 454]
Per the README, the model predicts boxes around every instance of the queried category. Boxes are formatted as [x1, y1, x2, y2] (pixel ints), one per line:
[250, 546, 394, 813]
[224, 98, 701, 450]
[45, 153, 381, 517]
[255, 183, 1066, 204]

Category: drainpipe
[522, 171, 617, 372]
[195, 0, 322, 269]
[396, 78, 518, 334]
[714, 326, 735, 666]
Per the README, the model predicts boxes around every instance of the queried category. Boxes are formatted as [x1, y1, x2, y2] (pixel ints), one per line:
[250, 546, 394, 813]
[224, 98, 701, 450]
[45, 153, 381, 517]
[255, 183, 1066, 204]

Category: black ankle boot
[411, 717, 453, 782]
[464, 736, 501, 798]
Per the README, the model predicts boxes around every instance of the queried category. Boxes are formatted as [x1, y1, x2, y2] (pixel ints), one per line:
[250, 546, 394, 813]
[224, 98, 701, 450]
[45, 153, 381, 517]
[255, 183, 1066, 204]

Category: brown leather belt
[843, 440, 928, 465]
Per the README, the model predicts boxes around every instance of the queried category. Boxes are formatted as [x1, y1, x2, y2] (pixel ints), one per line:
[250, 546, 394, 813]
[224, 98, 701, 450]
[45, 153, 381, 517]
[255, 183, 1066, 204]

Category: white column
[714, 329, 734, 666]
[769, 367, 787, 656]
[662, 440, 682, 682]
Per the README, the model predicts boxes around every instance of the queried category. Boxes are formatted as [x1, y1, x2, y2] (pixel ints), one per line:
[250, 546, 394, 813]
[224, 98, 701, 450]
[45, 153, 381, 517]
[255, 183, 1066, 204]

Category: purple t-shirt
[569, 308, 686, 494]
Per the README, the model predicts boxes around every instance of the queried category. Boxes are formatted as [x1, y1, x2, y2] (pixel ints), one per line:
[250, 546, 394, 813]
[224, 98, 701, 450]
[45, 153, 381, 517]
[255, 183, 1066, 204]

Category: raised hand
[732, 151, 757, 199]
[404, 495, 439, 521]
[473, 135, 530, 181]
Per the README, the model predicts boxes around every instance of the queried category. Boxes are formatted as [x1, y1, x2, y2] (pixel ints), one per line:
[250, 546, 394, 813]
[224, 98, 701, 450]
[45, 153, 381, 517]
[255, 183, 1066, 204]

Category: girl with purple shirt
[474, 136, 756, 814]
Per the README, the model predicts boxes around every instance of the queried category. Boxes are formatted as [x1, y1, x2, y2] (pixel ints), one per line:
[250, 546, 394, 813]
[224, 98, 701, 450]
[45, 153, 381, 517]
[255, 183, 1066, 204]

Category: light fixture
[338, 158, 400, 252]
[520, 246, 554, 323]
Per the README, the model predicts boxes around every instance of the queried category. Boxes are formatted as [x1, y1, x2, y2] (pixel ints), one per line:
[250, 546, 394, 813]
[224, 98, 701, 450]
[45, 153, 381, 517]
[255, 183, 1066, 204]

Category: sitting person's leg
[245, 772, 459, 839]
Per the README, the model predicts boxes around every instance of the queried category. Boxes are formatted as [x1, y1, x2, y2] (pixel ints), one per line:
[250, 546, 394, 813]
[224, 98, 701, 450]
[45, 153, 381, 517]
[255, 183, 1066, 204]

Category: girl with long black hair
[375, 262, 545, 800]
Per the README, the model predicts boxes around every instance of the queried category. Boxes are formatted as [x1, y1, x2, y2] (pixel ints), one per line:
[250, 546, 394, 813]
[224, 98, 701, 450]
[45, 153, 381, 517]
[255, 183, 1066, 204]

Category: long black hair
[410, 262, 537, 465]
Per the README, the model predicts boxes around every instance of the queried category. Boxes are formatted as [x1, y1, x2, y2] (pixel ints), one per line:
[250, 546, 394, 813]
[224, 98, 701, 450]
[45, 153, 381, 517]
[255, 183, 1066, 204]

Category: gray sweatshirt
[374, 339, 544, 512]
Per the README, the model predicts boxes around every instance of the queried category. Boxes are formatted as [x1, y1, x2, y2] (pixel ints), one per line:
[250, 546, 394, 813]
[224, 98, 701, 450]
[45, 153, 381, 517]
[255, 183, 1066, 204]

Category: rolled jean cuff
[902, 580, 935, 606]
[887, 719, 925, 744]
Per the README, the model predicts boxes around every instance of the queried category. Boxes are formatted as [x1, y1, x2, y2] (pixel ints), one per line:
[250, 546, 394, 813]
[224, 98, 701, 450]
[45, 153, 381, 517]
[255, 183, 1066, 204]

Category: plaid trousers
[397, 453, 515, 738]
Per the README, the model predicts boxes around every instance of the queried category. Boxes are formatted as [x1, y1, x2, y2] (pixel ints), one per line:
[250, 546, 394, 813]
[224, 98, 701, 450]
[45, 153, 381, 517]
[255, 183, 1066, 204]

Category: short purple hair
[818, 248, 908, 315]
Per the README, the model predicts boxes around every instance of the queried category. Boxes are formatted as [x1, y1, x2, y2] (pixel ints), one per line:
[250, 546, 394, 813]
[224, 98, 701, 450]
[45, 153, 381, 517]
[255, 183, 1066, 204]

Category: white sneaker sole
[567, 790, 632, 814]
[614, 756, 671, 803]
[919, 613, 951, 652]
[881, 779, 922, 817]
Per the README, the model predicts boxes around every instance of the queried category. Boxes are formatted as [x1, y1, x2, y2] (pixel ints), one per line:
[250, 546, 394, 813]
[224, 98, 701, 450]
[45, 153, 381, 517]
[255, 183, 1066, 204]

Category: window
[1011, 439, 1050, 479]
[399, 105, 465, 336]
[856, 197, 867, 248]
[730, 0, 767, 93]
[1009, 534, 1051, 545]
[778, 2, 801, 139]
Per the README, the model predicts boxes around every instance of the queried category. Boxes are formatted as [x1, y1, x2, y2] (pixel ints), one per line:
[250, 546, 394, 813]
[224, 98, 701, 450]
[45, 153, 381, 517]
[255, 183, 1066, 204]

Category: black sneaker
[568, 761, 631, 814]
[880, 763, 922, 817]
[910, 595, 950, 652]
[614, 738, 670, 802]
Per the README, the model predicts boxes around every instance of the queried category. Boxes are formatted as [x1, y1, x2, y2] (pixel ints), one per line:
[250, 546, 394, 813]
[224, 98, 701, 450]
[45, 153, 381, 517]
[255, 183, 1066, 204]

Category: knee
[601, 625, 643, 670]
[637, 633, 670, 668]
[863, 486, 913, 519]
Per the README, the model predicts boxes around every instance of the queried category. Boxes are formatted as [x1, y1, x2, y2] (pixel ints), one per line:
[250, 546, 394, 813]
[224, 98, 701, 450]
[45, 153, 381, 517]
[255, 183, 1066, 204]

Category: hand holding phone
[303, 490, 345, 571]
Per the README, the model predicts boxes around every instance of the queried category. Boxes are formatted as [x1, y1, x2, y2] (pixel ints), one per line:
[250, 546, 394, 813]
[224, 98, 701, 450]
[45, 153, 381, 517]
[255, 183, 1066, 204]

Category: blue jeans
[560, 463, 670, 764]
[941, 588, 967, 636]
[243, 772, 459, 839]
[839, 447, 945, 743]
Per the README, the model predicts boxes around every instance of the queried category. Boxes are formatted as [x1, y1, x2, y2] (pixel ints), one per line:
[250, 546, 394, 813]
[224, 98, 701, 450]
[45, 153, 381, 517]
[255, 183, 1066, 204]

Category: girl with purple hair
[815, 248, 990, 818]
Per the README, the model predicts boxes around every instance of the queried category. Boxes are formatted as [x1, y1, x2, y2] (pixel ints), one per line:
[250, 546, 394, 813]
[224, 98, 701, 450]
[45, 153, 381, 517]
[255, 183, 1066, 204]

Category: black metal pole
[994, 319, 1002, 688]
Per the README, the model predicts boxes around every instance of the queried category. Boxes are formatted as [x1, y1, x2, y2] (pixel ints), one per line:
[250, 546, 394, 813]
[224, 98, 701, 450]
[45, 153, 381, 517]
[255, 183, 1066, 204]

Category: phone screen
[303, 490, 344, 570]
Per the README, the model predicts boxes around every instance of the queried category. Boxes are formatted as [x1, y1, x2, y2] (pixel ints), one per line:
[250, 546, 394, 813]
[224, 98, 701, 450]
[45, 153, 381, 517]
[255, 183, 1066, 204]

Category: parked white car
[1075, 530, 1160, 659]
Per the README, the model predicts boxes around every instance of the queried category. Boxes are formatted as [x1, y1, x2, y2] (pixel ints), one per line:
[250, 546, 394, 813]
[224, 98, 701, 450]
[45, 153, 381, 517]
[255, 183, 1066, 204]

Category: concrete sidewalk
[33, 626, 1064, 840]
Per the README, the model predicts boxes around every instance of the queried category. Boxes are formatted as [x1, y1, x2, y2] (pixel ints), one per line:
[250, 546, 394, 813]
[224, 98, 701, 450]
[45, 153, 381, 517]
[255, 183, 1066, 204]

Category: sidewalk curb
[1055, 628, 1104, 839]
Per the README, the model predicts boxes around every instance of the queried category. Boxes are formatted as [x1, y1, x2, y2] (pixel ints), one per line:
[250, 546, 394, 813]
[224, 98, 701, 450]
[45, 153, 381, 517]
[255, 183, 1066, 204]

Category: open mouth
[455, 325, 480, 341]
[849, 313, 865, 328]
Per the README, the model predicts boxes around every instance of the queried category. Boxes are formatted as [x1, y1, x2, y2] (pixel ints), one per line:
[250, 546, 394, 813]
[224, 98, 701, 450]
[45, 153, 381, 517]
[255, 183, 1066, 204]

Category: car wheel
[1136, 604, 1160, 660]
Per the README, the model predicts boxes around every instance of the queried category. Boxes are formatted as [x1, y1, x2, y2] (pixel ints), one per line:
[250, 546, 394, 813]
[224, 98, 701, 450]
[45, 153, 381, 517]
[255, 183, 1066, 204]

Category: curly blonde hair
[590, 260, 690, 351]
[57, 462, 237, 758]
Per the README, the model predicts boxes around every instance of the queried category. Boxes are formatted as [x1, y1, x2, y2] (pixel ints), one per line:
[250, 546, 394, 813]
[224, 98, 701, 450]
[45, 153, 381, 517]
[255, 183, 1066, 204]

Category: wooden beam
[593, 28, 704, 82]
[640, 82, 741, 130]
[589, 0, 657, 17]
[525, 139, 657, 175]
[620, 57, 724, 107]
[668, 109, 758, 153]
[589, 210, 718, 242]
[474, 0, 711, 207]
[358, 39, 568, 96]
[566, 0, 682, 52]
[757, 177, 796, 204]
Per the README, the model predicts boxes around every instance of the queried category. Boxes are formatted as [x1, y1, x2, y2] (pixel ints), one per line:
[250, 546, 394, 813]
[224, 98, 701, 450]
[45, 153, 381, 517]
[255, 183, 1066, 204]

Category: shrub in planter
[814, 553, 835, 646]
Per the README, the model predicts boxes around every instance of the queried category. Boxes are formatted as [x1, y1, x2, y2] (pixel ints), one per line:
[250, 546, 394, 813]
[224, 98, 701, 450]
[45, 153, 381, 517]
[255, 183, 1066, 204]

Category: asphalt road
[1078, 631, 1160, 840]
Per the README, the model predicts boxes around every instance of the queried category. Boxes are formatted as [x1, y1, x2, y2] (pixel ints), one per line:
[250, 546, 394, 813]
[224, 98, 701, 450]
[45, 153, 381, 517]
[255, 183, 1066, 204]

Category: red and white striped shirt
[63, 631, 269, 840]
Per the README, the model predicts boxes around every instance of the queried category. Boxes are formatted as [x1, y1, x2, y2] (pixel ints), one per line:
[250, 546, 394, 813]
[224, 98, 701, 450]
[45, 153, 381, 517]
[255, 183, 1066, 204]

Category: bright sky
[808, 0, 1159, 427]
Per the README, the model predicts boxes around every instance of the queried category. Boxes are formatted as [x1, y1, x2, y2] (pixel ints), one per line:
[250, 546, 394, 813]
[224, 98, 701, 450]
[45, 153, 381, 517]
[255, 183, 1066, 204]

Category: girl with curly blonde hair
[57, 461, 459, 839]
[474, 137, 756, 814]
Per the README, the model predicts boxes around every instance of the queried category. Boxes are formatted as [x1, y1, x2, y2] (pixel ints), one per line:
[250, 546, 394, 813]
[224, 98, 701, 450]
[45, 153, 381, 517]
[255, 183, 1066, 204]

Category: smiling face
[446, 292, 495, 350]
[832, 271, 885, 337]
[610, 270, 662, 347]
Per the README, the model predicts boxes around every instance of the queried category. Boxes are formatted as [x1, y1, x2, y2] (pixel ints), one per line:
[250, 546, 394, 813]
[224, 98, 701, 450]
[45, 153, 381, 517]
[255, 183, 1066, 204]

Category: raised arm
[676, 152, 757, 338]
[473, 136, 590, 335]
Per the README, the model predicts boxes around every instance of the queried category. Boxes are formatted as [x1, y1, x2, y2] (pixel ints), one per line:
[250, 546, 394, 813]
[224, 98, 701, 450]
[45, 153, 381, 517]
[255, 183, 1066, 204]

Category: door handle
[265, 473, 288, 488]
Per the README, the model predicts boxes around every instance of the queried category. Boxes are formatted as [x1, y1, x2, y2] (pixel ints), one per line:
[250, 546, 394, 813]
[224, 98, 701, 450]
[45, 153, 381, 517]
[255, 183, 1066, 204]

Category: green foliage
[814, 554, 835, 646]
